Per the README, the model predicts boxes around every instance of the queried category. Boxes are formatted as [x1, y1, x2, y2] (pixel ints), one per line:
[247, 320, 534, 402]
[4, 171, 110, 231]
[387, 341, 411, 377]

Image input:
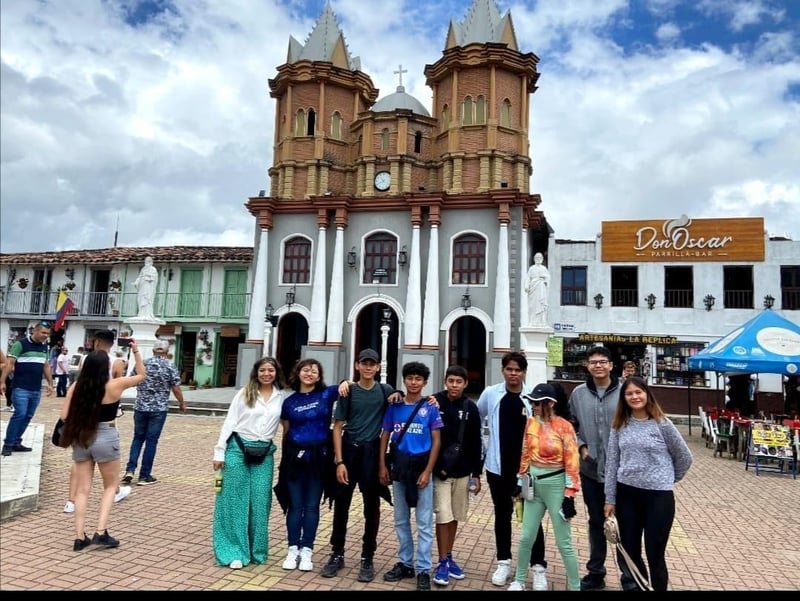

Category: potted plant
[16, 277, 28, 289]
[109, 279, 122, 291]
[188, 379, 198, 390]
[203, 378, 212, 389]
[65, 281, 76, 290]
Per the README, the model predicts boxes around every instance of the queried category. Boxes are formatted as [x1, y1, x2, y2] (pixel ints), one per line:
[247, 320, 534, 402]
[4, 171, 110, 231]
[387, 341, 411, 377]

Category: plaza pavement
[0, 387, 798, 591]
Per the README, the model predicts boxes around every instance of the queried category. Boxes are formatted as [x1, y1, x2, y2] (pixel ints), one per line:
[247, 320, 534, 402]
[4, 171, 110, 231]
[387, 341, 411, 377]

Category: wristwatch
[335, 460, 345, 467]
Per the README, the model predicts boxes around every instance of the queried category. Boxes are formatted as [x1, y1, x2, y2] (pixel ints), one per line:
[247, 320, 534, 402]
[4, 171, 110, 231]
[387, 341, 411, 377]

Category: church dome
[372, 86, 430, 117]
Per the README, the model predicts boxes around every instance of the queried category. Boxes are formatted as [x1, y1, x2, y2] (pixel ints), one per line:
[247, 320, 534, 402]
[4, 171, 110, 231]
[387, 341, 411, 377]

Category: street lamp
[645, 293, 657, 310]
[703, 294, 715, 311]
[593, 293, 604, 309]
[264, 304, 278, 356]
[380, 307, 391, 382]
[763, 294, 775, 309]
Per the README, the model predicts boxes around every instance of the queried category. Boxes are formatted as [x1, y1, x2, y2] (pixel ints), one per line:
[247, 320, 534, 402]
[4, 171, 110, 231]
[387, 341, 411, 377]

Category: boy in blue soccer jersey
[379, 361, 443, 591]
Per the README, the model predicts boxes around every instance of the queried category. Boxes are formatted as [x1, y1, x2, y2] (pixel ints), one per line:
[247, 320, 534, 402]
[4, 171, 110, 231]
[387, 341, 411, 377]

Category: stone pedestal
[520, 327, 553, 388]
[122, 317, 165, 362]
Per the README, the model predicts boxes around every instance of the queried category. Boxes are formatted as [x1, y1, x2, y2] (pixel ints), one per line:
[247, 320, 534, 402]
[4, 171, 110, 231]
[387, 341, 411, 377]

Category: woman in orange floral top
[507, 383, 581, 591]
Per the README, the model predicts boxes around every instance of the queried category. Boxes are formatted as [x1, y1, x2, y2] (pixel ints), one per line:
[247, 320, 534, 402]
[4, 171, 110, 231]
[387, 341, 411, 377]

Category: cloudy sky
[1, 0, 798, 253]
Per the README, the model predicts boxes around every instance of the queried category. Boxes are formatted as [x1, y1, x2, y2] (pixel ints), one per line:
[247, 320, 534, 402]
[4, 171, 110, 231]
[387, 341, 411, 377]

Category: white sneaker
[298, 547, 313, 571]
[282, 545, 299, 570]
[229, 560, 243, 569]
[492, 559, 512, 586]
[114, 485, 132, 503]
[63, 501, 75, 513]
[508, 581, 525, 591]
[531, 564, 548, 591]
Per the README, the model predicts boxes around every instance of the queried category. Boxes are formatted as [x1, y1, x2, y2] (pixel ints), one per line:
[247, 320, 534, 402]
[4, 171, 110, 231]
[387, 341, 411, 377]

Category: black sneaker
[11, 444, 32, 452]
[320, 554, 345, 578]
[73, 535, 91, 551]
[580, 574, 606, 591]
[384, 561, 415, 582]
[417, 572, 431, 591]
[121, 472, 134, 485]
[137, 475, 157, 486]
[91, 530, 120, 548]
[357, 557, 375, 582]
[1, 447, 11, 456]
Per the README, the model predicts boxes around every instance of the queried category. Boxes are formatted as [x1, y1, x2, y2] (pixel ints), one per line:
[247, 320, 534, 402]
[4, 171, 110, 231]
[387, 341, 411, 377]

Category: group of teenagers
[211, 344, 693, 591]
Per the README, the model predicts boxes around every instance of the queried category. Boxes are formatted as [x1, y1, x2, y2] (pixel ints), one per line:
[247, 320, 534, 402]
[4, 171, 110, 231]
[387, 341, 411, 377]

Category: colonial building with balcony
[1, 246, 253, 388]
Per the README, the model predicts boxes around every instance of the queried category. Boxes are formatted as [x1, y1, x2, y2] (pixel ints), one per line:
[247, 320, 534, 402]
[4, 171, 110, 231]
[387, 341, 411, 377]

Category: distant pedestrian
[1, 320, 54, 456]
[621, 361, 637, 381]
[276, 358, 339, 572]
[60, 342, 146, 551]
[212, 356, 286, 570]
[122, 339, 185, 487]
[55, 347, 71, 397]
[604, 376, 693, 591]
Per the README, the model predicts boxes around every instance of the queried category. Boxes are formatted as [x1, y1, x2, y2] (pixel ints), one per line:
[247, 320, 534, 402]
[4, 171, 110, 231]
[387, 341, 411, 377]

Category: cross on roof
[393, 64, 408, 87]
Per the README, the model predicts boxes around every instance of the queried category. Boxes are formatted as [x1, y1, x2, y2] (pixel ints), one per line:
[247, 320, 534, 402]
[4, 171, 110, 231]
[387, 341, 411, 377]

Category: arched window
[306, 109, 316, 136]
[500, 99, 511, 127]
[414, 131, 422, 153]
[476, 95, 486, 124]
[295, 109, 306, 137]
[363, 232, 398, 285]
[462, 96, 473, 126]
[452, 233, 486, 285]
[283, 236, 312, 284]
[331, 111, 342, 139]
[381, 128, 390, 150]
[441, 104, 449, 131]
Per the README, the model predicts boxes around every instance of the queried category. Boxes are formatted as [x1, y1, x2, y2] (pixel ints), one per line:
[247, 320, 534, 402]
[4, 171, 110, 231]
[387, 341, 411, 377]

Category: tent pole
[687, 377, 692, 436]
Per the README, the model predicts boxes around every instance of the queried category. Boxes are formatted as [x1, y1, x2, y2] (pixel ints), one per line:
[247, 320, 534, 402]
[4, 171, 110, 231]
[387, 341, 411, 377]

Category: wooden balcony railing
[0, 291, 252, 320]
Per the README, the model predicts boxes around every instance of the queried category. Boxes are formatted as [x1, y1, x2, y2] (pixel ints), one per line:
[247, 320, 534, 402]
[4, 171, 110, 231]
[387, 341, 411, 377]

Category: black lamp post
[645, 293, 656, 310]
[594, 293, 603, 309]
[703, 294, 715, 311]
[461, 287, 471, 312]
[763, 294, 775, 309]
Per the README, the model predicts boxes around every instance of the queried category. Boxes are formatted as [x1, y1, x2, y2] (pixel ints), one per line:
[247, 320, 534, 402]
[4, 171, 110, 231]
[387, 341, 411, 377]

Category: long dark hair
[612, 376, 666, 429]
[61, 351, 109, 448]
[243, 356, 286, 406]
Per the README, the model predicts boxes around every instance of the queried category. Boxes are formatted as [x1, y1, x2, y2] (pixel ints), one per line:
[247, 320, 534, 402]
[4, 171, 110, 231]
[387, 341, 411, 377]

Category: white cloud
[1, 0, 798, 253]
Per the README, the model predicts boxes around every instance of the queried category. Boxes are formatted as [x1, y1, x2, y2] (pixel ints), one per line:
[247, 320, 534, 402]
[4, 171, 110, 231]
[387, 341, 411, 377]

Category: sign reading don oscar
[601, 215, 765, 263]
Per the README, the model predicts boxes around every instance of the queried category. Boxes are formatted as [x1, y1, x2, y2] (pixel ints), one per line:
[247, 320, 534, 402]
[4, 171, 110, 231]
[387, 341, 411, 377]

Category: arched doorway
[448, 315, 487, 397]
[276, 312, 309, 378]
[354, 302, 398, 388]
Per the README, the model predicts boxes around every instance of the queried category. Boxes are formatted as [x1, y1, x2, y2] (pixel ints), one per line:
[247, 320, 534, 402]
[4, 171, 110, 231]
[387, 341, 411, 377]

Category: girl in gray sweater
[603, 376, 693, 591]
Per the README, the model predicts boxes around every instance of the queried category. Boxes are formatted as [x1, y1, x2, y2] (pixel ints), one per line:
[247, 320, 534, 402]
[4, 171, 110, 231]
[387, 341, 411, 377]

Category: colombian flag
[54, 290, 75, 331]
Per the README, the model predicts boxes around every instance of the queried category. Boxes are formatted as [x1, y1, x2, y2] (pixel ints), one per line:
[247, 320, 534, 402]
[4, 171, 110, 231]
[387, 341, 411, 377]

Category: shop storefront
[551, 333, 709, 387]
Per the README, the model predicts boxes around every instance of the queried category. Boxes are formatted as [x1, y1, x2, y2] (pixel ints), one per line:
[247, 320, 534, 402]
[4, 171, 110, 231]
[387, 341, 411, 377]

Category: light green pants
[514, 466, 580, 590]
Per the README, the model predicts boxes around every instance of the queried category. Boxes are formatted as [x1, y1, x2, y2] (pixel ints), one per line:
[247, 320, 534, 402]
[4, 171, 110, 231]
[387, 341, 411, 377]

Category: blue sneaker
[447, 554, 465, 580]
[433, 558, 450, 586]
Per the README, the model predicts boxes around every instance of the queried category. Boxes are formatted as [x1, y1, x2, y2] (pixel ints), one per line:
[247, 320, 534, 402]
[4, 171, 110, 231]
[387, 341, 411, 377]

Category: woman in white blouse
[212, 356, 287, 569]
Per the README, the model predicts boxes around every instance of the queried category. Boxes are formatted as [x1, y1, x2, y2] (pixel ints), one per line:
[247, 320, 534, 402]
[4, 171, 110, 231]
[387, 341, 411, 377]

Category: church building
[245, 0, 550, 392]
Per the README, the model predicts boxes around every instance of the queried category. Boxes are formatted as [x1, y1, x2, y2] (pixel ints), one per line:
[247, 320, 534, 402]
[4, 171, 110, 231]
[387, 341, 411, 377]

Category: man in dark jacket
[429, 365, 484, 587]
[567, 346, 634, 591]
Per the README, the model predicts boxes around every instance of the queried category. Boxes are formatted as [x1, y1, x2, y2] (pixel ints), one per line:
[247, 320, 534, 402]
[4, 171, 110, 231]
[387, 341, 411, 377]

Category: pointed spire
[446, 0, 518, 50]
[286, 1, 361, 70]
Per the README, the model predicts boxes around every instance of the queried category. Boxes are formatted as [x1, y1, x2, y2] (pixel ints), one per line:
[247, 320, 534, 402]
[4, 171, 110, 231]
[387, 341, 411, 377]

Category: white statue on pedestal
[133, 256, 159, 320]
[524, 252, 550, 328]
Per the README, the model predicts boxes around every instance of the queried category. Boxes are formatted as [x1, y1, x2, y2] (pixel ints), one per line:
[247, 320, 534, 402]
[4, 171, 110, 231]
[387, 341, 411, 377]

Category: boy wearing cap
[321, 348, 396, 583]
[122, 339, 185, 486]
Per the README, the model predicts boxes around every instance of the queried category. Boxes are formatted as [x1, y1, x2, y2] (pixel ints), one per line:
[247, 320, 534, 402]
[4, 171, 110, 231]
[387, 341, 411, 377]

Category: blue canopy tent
[687, 309, 800, 422]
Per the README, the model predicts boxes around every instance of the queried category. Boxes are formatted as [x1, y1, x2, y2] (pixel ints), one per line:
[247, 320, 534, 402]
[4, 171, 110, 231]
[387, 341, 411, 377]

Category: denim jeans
[3, 387, 42, 448]
[391, 477, 434, 573]
[125, 410, 168, 478]
[286, 474, 324, 549]
[55, 374, 69, 397]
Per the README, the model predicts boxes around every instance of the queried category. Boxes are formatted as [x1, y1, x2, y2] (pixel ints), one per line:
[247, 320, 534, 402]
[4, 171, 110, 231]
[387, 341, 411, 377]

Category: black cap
[530, 383, 558, 403]
[357, 348, 380, 363]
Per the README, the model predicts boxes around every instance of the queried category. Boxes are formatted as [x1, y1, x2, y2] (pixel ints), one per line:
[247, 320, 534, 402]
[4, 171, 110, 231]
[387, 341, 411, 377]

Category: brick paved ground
[1, 397, 798, 591]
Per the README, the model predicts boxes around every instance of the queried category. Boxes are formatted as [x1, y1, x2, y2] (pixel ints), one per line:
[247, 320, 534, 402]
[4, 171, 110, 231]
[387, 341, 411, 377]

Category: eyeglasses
[588, 360, 610, 366]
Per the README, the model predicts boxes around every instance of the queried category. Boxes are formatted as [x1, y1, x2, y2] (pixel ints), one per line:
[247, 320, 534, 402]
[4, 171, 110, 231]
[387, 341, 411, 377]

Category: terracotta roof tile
[0, 245, 253, 265]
